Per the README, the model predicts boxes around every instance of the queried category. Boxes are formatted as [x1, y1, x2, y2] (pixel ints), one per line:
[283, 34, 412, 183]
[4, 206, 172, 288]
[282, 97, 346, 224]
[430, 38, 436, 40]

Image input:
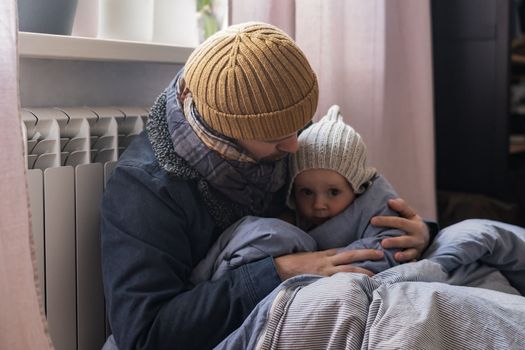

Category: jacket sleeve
[101, 163, 281, 350]
[190, 217, 317, 284]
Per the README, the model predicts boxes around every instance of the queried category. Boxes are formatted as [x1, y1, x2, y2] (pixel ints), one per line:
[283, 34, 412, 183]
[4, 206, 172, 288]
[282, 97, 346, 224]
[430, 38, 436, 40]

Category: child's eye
[300, 188, 313, 196]
[329, 189, 341, 196]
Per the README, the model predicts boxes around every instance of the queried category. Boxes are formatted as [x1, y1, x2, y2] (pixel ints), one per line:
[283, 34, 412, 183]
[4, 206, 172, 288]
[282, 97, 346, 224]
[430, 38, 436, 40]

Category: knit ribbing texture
[184, 22, 319, 140]
[287, 105, 377, 208]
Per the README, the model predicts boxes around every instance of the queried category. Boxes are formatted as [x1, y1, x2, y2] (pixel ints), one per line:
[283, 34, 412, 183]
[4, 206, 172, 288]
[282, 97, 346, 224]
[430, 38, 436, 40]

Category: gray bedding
[215, 219, 525, 350]
[191, 175, 402, 284]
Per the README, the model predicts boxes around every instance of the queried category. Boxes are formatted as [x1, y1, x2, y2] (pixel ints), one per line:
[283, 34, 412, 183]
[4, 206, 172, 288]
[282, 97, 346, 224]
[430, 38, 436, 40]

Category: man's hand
[372, 198, 430, 262]
[274, 248, 383, 281]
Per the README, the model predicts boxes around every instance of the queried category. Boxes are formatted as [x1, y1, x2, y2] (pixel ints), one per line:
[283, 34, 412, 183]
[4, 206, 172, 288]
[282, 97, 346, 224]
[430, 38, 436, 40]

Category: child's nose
[313, 196, 326, 210]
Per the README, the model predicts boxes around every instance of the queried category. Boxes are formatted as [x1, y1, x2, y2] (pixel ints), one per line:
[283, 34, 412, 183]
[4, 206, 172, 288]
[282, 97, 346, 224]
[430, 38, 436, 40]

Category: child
[190, 105, 403, 284]
[286, 104, 379, 231]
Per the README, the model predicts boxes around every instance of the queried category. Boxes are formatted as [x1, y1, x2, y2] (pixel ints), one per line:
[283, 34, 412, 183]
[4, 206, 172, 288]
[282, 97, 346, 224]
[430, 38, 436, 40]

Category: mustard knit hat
[183, 22, 319, 141]
[287, 105, 377, 208]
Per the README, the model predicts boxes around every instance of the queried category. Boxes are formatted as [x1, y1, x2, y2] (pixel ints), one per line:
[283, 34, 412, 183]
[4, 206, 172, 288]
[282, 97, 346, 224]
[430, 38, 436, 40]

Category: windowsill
[18, 31, 195, 64]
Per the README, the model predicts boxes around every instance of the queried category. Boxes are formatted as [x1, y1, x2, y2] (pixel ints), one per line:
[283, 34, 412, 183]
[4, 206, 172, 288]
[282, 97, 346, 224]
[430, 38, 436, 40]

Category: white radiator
[23, 106, 148, 350]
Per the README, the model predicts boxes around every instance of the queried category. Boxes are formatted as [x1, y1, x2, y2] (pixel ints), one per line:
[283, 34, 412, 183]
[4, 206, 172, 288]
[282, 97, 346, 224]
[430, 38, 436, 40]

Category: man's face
[236, 133, 298, 162]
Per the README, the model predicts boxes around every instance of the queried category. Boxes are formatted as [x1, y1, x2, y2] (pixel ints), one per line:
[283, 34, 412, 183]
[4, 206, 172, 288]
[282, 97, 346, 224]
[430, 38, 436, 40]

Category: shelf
[510, 143, 525, 154]
[19, 32, 195, 64]
[512, 54, 525, 65]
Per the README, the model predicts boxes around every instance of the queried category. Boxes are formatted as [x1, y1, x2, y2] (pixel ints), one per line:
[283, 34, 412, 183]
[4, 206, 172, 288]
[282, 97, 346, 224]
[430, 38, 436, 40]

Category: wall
[20, 58, 181, 108]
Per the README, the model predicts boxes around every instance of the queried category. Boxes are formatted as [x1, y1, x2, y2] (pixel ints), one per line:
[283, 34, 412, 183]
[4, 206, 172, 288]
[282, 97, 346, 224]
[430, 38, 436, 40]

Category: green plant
[197, 0, 219, 39]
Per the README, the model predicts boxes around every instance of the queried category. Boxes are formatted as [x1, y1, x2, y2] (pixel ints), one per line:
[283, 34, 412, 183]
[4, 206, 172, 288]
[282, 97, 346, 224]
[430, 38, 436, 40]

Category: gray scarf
[165, 72, 287, 214]
[146, 71, 288, 228]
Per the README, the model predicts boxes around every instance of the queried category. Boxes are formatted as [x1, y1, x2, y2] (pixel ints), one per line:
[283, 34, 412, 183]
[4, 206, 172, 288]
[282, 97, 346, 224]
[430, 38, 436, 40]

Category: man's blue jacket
[101, 132, 282, 350]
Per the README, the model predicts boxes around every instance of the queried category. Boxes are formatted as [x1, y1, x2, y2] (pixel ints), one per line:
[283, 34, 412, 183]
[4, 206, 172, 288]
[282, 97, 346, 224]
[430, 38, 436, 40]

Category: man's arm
[101, 164, 281, 350]
[274, 248, 384, 280]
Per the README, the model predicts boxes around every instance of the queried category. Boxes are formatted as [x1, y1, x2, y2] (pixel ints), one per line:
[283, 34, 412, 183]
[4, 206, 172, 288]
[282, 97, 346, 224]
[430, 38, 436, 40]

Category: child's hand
[371, 198, 430, 262]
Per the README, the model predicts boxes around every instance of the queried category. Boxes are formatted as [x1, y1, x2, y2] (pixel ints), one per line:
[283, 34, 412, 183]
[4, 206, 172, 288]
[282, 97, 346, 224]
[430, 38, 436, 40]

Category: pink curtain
[230, 0, 296, 37]
[231, 0, 436, 219]
[0, 1, 52, 349]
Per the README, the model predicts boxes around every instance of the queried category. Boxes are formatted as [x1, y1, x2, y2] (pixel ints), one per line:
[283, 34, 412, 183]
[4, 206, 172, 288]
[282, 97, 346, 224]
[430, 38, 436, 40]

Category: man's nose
[276, 134, 298, 154]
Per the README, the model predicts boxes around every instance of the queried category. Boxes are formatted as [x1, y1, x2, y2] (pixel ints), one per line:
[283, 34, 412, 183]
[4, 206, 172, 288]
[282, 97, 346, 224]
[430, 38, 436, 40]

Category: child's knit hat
[287, 105, 377, 208]
[183, 21, 319, 141]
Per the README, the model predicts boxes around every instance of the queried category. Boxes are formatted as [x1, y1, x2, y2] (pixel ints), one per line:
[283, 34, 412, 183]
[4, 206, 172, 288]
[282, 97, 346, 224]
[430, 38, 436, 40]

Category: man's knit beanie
[183, 21, 319, 141]
[287, 105, 377, 208]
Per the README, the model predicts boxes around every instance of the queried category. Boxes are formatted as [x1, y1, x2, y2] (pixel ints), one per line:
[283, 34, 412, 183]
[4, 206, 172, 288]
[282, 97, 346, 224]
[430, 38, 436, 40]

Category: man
[101, 22, 434, 350]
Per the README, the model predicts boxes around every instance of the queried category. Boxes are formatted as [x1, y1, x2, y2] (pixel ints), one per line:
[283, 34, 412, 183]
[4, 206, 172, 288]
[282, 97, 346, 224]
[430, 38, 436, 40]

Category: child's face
[293, 169, 355, 227]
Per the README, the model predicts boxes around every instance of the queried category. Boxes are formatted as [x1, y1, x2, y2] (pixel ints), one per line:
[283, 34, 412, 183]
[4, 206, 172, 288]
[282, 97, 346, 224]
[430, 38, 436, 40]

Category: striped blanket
[215, 219, 525, 350]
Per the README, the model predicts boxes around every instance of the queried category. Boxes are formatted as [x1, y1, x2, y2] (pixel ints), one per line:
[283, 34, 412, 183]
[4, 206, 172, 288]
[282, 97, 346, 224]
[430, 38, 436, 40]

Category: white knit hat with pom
[287, 105, 377, 208]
